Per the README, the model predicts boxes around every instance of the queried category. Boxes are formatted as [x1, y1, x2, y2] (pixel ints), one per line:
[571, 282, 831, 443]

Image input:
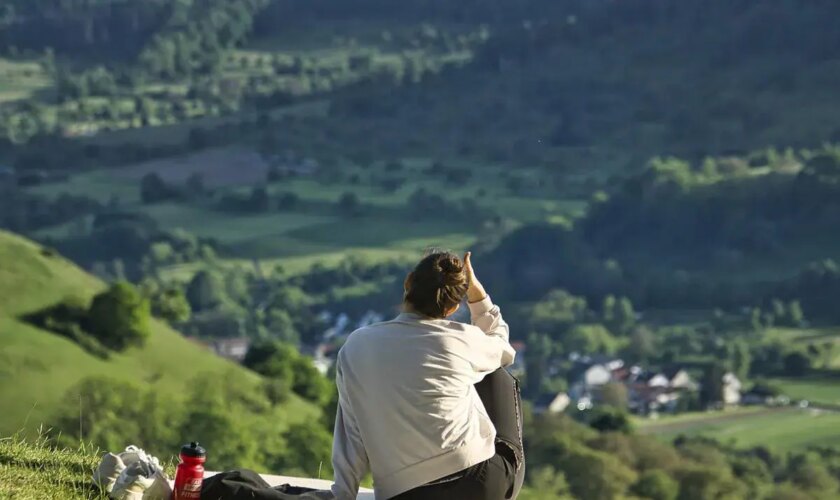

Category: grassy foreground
[0, 436, 107, 499]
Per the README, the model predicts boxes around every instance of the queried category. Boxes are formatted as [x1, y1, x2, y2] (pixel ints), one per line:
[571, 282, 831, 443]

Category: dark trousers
[390, 369, 526, 500]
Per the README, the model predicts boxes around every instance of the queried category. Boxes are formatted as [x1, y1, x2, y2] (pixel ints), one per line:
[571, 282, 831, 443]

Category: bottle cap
[180, 441, 206, 458]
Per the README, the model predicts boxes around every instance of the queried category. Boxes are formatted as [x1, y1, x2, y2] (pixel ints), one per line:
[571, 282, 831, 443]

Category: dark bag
[201, 469, 334, 500]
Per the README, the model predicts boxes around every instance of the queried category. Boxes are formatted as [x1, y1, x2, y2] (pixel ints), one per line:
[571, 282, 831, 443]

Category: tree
[615, 297, 636, 335]
[729, 341, 752, 381]
[588, 407, 632, 433]
[519, 466, 574, 500]
[279, 422, 333, 477]
[54, 377, 177, 454]
[277, 192, 299, 210]
[186, 270, 228, 311]
[530, 289, 588, 338]
[700, 363, 725, 407]
[674, 464, 748, 500]
[558, 443, 637, 499]
[631, 470, 679, 500]
[787, 300, 805, 327]
[243, 340, 297, 394]
[266, 309, 300, 344]
[179, 394, 262, 471]
[564, 324, 617, 355]
[783, 351, 811, 376]
[185, 173, 206, 196]
[248, 186, 270, 212]
[244, 341, 329, 404]
[601, 295, 616, 324]
[788, 455, 840, 495]
[291, 356, 332, 406]
[152, 287, 191, 324]
[750, 307, 764, 332]
[86, 282, 151, 351]
[601, 382, 629, 409]
[525, 332, 553, 397]
[140, 172, 174, 204]
[627, 325, 656, 364]
[338, 191, 361, 216]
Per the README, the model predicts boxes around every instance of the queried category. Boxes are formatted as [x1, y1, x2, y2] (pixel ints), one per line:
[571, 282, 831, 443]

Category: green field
[0, 230, 318, 437]
[0, 58, 52, 103]
[638, 408, 840, 452]
[25, 148, 584, 285]
[768, 377, 840, 406]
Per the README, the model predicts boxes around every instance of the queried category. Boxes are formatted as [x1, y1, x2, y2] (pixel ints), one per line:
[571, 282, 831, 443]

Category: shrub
[588, 407, 632, 434]
[86, 282, 152, 351]
[631, 470, 679, 500]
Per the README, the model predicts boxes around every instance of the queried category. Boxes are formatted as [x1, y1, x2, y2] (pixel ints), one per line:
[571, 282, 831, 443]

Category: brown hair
[404, 251, 469, 318]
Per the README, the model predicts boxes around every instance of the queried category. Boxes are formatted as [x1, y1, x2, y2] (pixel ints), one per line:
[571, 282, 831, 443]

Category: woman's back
[330, 252, 516, 500]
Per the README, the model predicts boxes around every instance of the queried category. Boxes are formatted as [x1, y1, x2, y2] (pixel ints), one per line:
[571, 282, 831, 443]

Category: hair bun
[405, 251, 470, 318]
[436, 255, 464, 284]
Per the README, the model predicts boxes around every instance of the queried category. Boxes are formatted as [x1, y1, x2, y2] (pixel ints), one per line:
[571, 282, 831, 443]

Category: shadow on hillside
[20, 301, 111, 360]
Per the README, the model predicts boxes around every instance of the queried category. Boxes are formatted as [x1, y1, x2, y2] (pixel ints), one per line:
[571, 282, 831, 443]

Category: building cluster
[533, 355, 744, 416]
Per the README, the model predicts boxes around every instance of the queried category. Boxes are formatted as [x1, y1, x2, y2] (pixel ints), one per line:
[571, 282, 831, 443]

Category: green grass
[28, 170, 143, 205]
[767, 377, 840, 406]
[145, 203, 337, 242]
[639, 408, 840, 452]
[0, 58, 52, 103]
[0, 230, 318, 437]
[634, 407, 767, 428]
[0, 436, 108, 499]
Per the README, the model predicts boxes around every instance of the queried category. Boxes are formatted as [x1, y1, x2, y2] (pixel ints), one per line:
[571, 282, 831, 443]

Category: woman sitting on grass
[331, 250, 524, 500]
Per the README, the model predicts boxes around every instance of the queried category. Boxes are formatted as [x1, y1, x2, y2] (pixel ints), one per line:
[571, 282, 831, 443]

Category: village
[203, 309, 799, 420]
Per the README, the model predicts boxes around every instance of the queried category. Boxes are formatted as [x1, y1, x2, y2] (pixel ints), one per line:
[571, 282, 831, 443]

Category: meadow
[637, 407, 840, 452]
[0, 57, 52, 104]
[26, 148, 584, 283]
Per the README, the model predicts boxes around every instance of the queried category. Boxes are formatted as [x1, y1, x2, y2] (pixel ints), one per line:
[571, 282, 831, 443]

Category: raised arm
[464, 252, 515, 369]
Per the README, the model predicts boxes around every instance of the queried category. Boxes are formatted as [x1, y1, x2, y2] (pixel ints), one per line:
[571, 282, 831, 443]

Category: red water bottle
[173, 442, 206, 500]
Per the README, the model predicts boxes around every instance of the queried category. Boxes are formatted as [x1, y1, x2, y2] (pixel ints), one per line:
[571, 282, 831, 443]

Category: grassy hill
[0, 229, 317, 437]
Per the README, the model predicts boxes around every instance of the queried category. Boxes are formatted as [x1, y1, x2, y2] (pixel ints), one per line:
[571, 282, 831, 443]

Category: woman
[331, 251, 524, 500]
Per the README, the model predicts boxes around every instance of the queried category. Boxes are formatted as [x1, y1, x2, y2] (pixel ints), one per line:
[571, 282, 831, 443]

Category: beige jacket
[330, 296, 515, 500]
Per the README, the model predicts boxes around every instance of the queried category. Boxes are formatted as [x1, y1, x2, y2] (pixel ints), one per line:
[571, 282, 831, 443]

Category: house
[636, 367, 698, 392]
[666, 367, 698, 391]
[301, 342, 337, 375]
[212, 338, 251, 362]
[534, 392, 571, 414]
[567, 357, 624, 405]
[722, 372, 742, 405]
[622, 365, 699, 415]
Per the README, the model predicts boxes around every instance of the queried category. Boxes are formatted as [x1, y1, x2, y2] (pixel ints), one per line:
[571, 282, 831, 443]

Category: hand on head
[463, 251, 487, 304]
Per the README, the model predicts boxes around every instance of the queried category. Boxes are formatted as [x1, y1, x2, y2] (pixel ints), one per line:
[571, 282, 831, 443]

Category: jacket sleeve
[331, 358, 369, 500]
[467, 295, 516, 371]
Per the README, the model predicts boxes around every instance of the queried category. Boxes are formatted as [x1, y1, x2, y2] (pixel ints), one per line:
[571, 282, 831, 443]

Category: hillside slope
[0, 230, 315, 436]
